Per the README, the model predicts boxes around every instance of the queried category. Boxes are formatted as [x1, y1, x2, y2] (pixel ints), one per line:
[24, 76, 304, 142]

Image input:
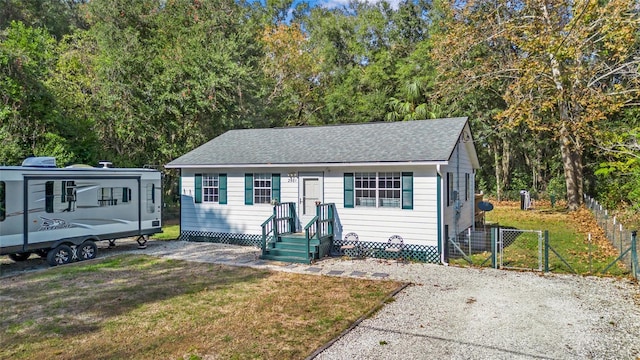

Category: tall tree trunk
[493, 141, 502, 201]
[500, 136, 511, 193]
[541, 1, 583, 210]
[559, 123, 583, 210]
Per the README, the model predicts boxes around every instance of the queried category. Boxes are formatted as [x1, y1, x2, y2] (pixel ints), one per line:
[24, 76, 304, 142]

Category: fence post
[604, 211, 608, 239]
[544, 230, 549, 273]
[491, 227, 498, 269]
[632, 231, 638, 280]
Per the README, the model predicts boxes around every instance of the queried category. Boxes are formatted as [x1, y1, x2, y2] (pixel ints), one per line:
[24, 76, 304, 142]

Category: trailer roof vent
[98, 161, 114, 168]
[22, 157, 56, 168]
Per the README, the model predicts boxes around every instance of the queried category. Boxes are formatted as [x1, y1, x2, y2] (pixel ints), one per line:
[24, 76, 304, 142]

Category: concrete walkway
[137, 240, 408, 281]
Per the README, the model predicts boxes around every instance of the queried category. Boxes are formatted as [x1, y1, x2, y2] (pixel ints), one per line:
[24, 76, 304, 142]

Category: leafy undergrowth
[480, 200, 627, 276]
[0, 256, 401, 360]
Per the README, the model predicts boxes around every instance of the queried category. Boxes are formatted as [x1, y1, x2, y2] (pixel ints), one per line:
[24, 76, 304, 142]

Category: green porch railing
[260, 215, 276, 253]
[261, 202, 297, 255]
[304, 203, 336, 259]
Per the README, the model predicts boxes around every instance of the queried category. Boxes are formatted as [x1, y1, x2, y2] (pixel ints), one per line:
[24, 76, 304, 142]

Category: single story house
[165, 117, 480, 264]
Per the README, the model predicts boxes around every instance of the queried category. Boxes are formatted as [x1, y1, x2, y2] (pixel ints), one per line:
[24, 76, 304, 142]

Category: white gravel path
[3, 239, 639, 359]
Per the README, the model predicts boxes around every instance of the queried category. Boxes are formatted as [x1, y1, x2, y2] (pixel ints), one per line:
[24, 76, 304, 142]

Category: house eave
[165, 160, 449, 169]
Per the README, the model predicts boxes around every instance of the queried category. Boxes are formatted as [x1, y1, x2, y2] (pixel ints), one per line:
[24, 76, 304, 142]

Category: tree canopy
[1, 0, 639, 210]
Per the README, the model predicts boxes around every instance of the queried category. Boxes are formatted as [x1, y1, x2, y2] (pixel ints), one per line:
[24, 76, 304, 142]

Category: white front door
[299, 173, 323, 227]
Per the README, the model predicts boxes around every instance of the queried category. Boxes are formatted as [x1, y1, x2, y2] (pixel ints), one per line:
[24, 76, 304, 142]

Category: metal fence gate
[498, 229, 543, 271]
[447, 227, 495, 267]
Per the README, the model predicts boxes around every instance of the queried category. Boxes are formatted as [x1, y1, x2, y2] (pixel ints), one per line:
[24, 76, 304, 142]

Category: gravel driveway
[2, 239, 639, 359]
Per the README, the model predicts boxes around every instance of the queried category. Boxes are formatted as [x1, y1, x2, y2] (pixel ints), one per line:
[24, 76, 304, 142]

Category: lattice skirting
[180, 231, 441, 263]
[180, 231, 267, 247]
[332, 239, 440, 263]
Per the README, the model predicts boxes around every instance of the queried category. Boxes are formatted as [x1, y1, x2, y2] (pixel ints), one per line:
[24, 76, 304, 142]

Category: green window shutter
[244, 174, 253, 205]
[402, 172, 413, 210]
[272, 174, 281, 202]
[344, 173, 354, 208]
[122, 187, 129, 203]
[61, 181, 66, 202]
[219, 174, 227, 204]
[194, 174, 202, 203]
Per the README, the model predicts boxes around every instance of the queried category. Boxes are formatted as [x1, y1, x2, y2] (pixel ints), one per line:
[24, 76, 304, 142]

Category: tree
[78, 0, 265, 168]
[0, 21, 69, 165]
[46, 30, 101, 164]
[0, 0, 88, 39]
[261, 22, 323, 126]
[432, 0, 640, 210]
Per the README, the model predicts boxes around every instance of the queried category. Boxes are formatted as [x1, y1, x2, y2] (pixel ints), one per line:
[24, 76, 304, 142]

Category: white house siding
[441, 138, 476, 239]
[180, 165, 440, 248]
[325, 166, 438, 247]
[180, 168, 299, 235]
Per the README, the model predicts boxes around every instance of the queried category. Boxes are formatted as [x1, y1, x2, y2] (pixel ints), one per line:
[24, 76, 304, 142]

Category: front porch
[260, 202, 334, 264]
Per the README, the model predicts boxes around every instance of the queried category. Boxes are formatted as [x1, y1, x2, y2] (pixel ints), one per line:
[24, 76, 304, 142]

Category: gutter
[165, 160, 449, 169]
[437, 164, 448, 266]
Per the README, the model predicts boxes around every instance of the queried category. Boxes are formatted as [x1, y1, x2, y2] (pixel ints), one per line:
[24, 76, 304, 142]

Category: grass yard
[0, 255, 402, 359]
[481, 201, 625, 276]
[150, 224, 180, 240]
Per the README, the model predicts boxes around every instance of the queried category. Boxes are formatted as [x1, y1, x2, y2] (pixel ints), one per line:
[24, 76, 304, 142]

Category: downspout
[454, 137, 461, 244]
[178, 168, 182, 239]
[437, 164, 448, 265]
[472, 168, 476, 231]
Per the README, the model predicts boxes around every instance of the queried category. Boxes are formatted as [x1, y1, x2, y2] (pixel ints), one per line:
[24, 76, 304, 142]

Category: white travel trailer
[0, 157, 162, 266]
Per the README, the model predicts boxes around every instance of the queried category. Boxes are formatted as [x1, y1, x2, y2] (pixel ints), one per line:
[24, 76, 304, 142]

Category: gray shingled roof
[166, 117, 470, 167]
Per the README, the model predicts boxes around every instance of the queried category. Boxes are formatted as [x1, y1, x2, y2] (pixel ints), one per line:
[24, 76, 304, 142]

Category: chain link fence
[447, 227, 495, 267]
[585, 195, 639, 279]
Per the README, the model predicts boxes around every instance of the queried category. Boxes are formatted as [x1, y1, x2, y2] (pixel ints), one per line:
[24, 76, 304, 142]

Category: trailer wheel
[78, 241, 97, 261]
[8, 252, 32, 262]
[47, 245, 73, 266]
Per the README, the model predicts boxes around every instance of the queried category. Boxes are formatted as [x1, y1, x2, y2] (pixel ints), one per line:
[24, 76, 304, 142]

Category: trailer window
[45, 181, 54, 213]
[98, 187, 117, 206]
[62, 181, 77, 212]
[97, 187, 131, 207]
[146, 184, 155, 213]
[0, 181, 5, 221]
[122, 187, 131, 203]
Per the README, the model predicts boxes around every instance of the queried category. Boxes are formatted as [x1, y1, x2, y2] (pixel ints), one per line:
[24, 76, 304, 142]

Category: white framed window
[254, 173, 272, 204]
[378, 172, 401, 208]
[355, 172, 401, 208]
[202, 174, 219, 203]
[355, 172, 377, 207]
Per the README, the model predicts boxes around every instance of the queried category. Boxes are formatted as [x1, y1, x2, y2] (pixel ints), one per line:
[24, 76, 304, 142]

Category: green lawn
[481, 201, 626, 276]
[150, 224, 179, 240]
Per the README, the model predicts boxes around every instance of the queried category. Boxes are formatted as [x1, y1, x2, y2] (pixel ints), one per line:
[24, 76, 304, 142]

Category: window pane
[355, 173, 376, 207]
[147, 184, 155, 213]
[45, 181, 54, 213]
[379, 172, 401, 208]
[254, 174, 272, 204]
[202, 174, 219, 203]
